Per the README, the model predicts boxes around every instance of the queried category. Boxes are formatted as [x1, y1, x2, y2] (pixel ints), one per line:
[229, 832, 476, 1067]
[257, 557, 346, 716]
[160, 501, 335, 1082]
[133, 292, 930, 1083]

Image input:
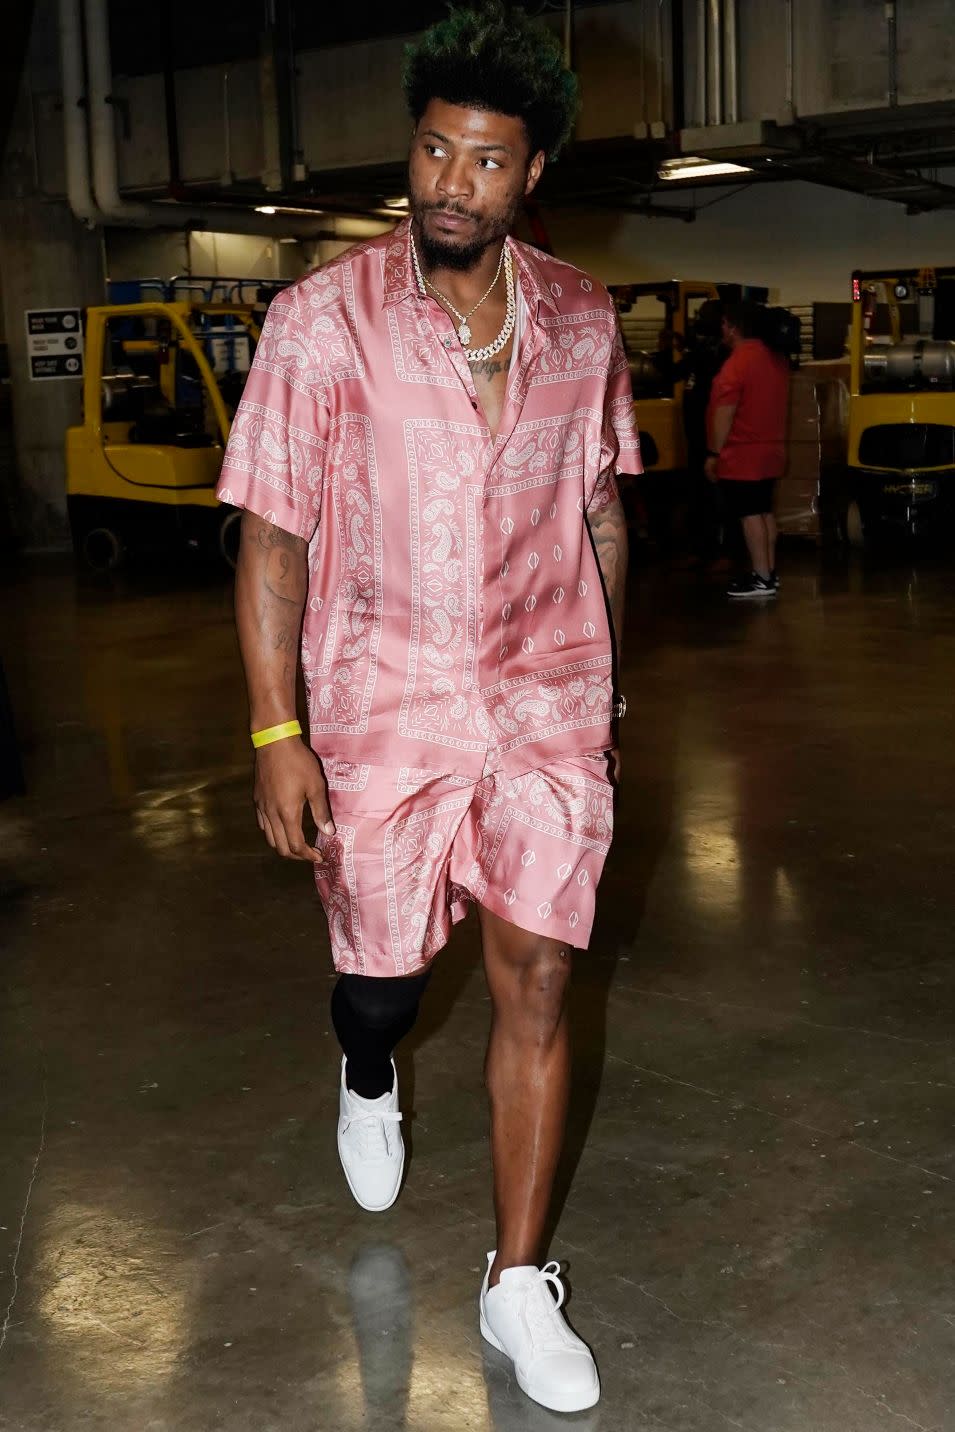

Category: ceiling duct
[58, 0, 384, 239]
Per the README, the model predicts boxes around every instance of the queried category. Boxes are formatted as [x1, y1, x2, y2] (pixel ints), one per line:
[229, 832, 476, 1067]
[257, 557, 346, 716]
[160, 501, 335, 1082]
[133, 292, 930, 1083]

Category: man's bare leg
[741, 513, 772, 579]
[478, 904, 572, 1288]
[765, 512, 778, 572]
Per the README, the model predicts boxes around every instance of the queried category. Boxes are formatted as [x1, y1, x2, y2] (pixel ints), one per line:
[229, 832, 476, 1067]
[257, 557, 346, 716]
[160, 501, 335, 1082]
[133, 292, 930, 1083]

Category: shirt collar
[382, 217, 559, 318]
[382, 218, 418, 306]
[509, 238, 559, 318]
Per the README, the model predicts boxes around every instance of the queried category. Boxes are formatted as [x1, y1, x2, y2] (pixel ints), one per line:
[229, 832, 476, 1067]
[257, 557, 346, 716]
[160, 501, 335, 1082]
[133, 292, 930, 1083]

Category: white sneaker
[479, 1252, 600, 1413]
[337, 1057, 404, 1212]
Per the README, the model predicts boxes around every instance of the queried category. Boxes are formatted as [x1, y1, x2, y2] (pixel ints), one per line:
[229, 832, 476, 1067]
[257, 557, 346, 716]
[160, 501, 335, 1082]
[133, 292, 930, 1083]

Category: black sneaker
[769, 569, 780, 590]
[727, 572, 777, 599]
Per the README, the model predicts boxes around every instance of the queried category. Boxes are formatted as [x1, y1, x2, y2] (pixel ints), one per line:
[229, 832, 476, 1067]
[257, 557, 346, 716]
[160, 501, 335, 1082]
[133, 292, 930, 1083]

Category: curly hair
[403, 2, 578, 160]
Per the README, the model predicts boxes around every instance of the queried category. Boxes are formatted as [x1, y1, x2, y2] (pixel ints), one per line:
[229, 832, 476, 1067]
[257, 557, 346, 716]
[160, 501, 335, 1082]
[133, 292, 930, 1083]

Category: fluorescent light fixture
[659, 157, 753, 181]
[383, 196, 410, 209]
[255, 203, 327, 217]
[278, 237, 298, 244]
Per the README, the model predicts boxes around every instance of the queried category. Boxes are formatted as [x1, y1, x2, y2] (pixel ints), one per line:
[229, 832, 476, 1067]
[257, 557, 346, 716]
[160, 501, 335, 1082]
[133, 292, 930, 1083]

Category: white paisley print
[315, 824, 366, 973]
[311, 759, 613, 974]
[304, 413, 382, 734]
[400, 420, 490, 751]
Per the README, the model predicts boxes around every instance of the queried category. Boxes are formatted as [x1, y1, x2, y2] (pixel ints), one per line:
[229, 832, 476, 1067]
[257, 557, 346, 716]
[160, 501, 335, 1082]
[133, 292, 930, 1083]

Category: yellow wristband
[251, 719, 302, 749]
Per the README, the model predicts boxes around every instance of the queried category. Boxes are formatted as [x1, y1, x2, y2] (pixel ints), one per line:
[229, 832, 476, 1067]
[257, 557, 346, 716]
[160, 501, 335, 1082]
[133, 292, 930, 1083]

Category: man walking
[705, 300, 790, 598]
[218, 4, 638, 1413]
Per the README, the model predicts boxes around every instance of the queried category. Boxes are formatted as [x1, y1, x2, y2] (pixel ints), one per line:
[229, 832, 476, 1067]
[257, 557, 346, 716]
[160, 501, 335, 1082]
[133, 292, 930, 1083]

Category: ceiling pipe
[259, 3, 284, 192]
[159, 0, 183, 198]
[886, 0, 898, 108]
[286, 8, 306, 184]
[58, 0, 105, 226]
[653, 0, 665, 131]
[67, 0, 380, 240]
[723, 0, 739, 125]
[695, 0, 706, 126]
[670, 0, 685, 132]
[706, 0, 723, 126]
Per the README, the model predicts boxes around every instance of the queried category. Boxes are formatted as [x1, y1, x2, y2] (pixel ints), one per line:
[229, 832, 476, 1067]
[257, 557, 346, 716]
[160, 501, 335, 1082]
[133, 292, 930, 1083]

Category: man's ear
[525, 150, 546, 197]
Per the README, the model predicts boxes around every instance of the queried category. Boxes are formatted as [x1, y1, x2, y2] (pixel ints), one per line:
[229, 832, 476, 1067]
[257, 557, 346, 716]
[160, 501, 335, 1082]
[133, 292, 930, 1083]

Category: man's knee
[334, 970, 430, 1031]
[491, 938, 573, 1031]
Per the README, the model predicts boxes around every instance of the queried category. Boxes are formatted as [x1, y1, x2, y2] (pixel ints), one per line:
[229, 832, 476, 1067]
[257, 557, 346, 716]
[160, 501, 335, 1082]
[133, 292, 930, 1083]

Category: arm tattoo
[254, 521, 308, 606]
[236, 512, 311, 725]
[586, 496, 628, 662]
[244, 518, 308, 660]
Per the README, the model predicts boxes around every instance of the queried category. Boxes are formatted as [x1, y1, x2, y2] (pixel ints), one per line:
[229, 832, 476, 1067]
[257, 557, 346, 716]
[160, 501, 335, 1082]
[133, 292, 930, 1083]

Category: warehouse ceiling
[165, 123, 955, 231]
[677, 115, 955, 216]
[109, 0, 599, 75]
[106, 0, 955, 223]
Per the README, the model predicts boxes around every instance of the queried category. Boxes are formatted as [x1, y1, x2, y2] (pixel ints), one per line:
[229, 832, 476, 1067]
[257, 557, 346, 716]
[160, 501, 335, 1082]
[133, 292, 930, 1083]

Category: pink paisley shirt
[217, 218, 641, 777]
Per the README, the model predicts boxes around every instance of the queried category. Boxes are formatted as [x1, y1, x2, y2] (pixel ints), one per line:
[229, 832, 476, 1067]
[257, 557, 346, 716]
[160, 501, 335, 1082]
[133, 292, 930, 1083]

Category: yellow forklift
[608, 279, 722, 476]
[607, 280, 722, 542]
[843, 265, 955, 546]
[66, 297, 262, 570]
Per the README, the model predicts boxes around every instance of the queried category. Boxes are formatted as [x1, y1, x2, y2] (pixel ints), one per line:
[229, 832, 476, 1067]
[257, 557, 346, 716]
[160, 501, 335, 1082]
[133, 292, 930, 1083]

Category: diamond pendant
[458, 322, 471, 346]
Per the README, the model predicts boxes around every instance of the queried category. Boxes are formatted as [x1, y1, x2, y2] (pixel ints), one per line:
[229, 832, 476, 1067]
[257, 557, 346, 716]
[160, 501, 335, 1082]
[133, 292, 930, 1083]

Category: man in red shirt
[705, 302, 790, 598]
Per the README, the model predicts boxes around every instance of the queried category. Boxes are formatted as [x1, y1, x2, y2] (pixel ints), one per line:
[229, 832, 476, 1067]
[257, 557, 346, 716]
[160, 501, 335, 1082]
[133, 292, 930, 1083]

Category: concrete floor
[0, 547, 953, 1431]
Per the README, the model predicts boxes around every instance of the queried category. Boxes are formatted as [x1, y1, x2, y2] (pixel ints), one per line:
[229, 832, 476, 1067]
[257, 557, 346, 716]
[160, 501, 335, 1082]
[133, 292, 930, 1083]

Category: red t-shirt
[708, 339, 790, 480]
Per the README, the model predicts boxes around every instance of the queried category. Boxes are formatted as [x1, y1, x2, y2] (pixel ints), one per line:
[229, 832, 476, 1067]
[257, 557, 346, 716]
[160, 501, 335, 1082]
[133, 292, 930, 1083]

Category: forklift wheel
[845, 500, 865, 550]
[82, 526, 126, 572]
[218, 510, 242, 570]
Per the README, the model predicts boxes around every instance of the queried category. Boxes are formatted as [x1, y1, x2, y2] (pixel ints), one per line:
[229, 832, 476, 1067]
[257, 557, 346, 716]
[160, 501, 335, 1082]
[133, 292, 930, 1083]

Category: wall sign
[26, 308, 84, 381]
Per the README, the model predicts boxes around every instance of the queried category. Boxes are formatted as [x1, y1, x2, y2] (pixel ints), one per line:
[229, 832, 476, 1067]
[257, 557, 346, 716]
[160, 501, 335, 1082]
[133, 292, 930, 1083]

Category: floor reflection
[131, 778, 219, 853]
[34, 1197, 190, 1403]
[347, 1244, 413, 1428]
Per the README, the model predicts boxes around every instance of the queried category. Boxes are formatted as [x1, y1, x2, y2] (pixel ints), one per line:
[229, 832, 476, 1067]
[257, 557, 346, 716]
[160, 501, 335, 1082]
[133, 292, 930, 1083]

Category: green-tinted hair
[403, 2, 578, 161]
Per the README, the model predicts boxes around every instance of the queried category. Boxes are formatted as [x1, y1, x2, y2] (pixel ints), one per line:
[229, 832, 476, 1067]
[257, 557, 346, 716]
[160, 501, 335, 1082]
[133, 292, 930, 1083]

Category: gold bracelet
[251, 719, 302, 749]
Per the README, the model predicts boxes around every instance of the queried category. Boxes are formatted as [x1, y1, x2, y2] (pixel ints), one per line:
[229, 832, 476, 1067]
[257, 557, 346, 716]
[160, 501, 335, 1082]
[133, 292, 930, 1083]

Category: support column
[0, 20, 104, 551]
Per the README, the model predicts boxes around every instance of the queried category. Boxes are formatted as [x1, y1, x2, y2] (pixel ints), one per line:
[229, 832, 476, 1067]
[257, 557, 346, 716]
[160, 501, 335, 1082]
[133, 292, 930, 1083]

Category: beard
[411, 193, 523, 272]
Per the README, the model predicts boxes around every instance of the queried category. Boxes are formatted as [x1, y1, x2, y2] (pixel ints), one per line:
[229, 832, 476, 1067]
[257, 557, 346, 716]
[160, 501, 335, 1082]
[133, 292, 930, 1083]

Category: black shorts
[719, 478, 778, 519]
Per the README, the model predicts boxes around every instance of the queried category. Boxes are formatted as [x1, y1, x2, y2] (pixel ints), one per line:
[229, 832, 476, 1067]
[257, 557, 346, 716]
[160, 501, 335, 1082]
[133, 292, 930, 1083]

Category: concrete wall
[546, 176, 955, 305]
[104, 230, 306, 284]
[793, 0, 955, 117]
[683, 0, 955, 127]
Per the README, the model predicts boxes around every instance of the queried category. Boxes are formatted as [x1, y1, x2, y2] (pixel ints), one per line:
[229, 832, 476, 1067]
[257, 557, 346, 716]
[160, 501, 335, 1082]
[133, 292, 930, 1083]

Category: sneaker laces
[519, 1263, 572, 1353]
[342, 1107, 402, 1160]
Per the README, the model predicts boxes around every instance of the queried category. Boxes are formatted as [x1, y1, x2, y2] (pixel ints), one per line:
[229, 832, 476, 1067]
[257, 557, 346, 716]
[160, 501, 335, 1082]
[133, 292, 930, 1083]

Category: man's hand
[609, 745, 622, 786]
[253, 740, 335, 862]
[704, 454, 719, 484]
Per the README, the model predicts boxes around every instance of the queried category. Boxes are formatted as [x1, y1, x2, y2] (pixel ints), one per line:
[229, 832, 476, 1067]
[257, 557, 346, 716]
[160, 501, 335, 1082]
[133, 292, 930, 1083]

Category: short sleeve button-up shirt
[217, 218, 640, 777]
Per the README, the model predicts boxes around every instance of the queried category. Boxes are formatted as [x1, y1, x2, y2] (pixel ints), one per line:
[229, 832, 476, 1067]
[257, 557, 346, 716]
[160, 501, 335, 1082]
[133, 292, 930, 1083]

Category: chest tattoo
[469, 357, 507, 382]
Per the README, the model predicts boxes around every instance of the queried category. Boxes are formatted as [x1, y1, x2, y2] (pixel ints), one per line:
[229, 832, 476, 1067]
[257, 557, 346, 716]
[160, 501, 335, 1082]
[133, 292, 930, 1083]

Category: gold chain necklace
[410, 231, 512, 355]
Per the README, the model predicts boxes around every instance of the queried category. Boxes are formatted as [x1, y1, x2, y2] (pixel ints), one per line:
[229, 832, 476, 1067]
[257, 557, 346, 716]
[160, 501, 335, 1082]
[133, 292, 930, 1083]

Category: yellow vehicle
[609, 280, 722, 477]
[66, 299, 261, 570]
[844, 266, 955, 545]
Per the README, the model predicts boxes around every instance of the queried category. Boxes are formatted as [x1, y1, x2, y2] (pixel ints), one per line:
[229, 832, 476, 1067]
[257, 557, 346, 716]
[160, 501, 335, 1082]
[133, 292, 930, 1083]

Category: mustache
[421, 202, 480, 222]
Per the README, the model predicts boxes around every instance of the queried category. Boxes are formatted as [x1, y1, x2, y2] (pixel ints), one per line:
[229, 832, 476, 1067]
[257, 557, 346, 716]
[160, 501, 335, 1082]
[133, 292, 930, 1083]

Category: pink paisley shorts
[313, 756, 614, 976]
